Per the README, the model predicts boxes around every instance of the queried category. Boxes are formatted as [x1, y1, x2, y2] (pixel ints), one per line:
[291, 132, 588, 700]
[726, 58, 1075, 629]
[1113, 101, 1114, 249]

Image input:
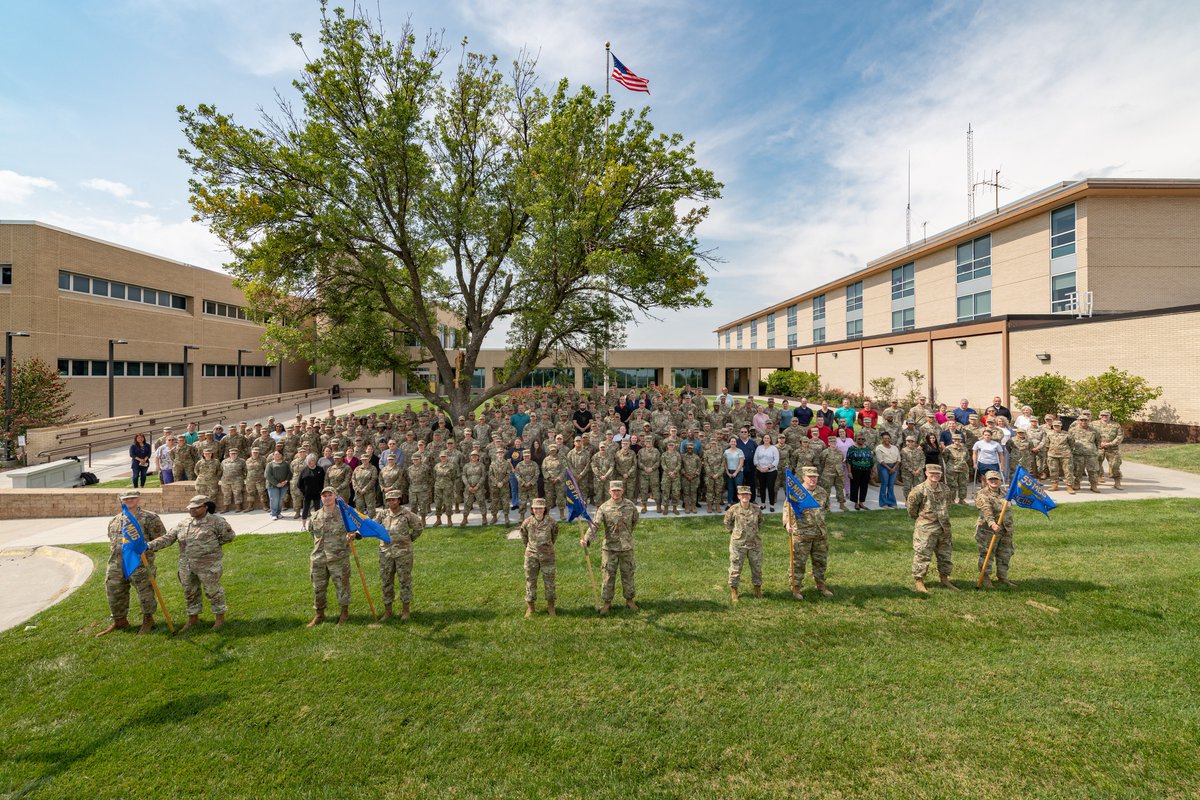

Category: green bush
[764, 370, 820, 398]
[1010, 372, 1074, 419]
[1069, 367, 1163, 424]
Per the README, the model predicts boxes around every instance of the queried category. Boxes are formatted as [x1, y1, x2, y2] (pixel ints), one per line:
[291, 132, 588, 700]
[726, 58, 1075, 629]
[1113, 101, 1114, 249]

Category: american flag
[610, 53, 650, 94]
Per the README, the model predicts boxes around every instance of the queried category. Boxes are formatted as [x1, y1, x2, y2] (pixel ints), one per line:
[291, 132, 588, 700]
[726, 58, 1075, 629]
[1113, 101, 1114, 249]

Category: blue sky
[5, 1, 1200, 347]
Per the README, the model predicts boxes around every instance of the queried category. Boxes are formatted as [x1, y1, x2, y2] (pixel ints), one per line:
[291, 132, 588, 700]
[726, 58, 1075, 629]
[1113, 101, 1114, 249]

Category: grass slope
[1125, 443, 1200, 475]
[2, 500, 1199, 799]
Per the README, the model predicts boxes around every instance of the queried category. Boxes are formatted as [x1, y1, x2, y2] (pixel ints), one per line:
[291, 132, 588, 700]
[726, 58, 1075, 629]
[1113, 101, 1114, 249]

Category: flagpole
[976, 500, 1010, 587]
[141, 552, 176, 634]
[602, 40, 611, 399]
[348, 538, 380, 621]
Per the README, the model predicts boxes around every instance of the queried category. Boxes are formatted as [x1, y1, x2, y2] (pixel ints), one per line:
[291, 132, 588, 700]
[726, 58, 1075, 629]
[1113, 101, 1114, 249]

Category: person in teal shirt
[834, 398, 858, 431]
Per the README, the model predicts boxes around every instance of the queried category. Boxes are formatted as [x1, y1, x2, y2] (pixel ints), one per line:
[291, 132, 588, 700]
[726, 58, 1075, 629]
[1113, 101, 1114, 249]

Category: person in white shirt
[873, 432, 901, 508]
[1014, 406, 1034, 431]
[753, 433, 780, 511]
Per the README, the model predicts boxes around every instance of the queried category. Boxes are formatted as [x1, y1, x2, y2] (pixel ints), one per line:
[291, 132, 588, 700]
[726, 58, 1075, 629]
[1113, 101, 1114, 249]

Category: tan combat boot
[1090, 482, 1100, 493]
[1113, 477, 1122, 490]
[939, 575, 960, 591]
[401, 602, 410, 621]
[730, 587, 740, 604]
[599, 602, 611, 616]
[1050, 481, 1059, 491]
[490, 513, 498, 525]
[547, 600, 556, 617]
[792, 587, 804, 600]
[626, 599, 639, 611]
[816, 583, 834, 598]
[460, 514, 468, 527]
[433, 515, 442, 527]
[913, 579, 929, 595]
[212, 613, 225, 631]
[96, 617, 130, 637]
[336, 605, 350, 625]
[1067, 485, 1076, 495]
[307, 610, 325, 628]
[381, 604, 394, 622]
[979, 574, 993, 589]
[178, 614, 200, 634]
[641, 502, 648, 513]
[997, 576, 1018, 588]
[137, 614, 155, 635]
[525, 601, 534, 619]
[753, 585, 763, 598]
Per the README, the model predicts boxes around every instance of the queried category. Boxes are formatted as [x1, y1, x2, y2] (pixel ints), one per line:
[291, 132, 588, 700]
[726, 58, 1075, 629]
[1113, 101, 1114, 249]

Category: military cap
[521, 449, 531, 457]
[905, 435, 917, 442]
[801, 466, 820, 477]
[1052, 419, 1063, 427]
[573, 435, 583, 442]
[384, 489, 403, 501]
[532, 497, 547, 509]
[549, 444, 559, 451]
[439, 451, 449, 458]
[119, 490, 141, 501]
[609, 480, 624, 490]
[333, 450, 345, 457]
[924, 464, 943, 474]
[737, 485, 752, 495]
[926, 412, 936, 418]
[984, 470, 1002, 481]
[1015, 428, 1027, 435]
[1044, 414, 1055, 420]
[320, 486, 336, 495]
[1080, 411, 1092, 418]
[471, 443, 482, 451]
[951, 433, 963, 440]
[968, 413, 979, 420]
[186, 494, 211, 509]
[1099, 410, 1112, 416]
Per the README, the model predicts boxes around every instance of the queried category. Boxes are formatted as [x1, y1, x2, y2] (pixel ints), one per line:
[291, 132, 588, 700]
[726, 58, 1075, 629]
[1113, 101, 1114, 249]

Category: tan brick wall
[931, 334, 1004, 406]
[0, 480, 197, 520]
[1010, 310, 1200, 425]
[791, 353, 816, 373]
[862, 341, 928, 398]
[989, 211, 1057, 315]
[815, 347, 861, 393]
[913, 246, 958, 329]
[861, 270, 891, 337]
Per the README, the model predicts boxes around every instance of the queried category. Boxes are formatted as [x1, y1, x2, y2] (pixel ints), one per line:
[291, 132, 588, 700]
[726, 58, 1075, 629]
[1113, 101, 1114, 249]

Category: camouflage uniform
[586, 496, 640, 604]
[941, 442, 971, 503]
[541, 450, 567, 516]
[461, 456, 487, 524]
[521, 511, 559, 603]
[975, 481, 1015, 582]
[433, 457, 458, 523]
[149, 510, 236, 615]
[104, 507, 167, 620]
[352, 462, 380, 514]
[612, 446, 639, 500]
[308, 506, 352, 611]
[1095, 416, 1124, 482]
[681, 448, 702, 512]
[488, 450, 513, 524]
[514, 458, 541, 517]
[898, 443, 926, 499]
[724, 499, 764, 590]
[564, 445, 592, 504]
[244, 453, 267, 511]
[407, 458, 433, 517]
[907, 477, 953, 580]
[375, 505, 424, 605]
[818, 445, 847, 508]
[194, 456, 221, 505]
[325, 460, 352, 503]
[379, 463, 404, 501]
[1046, 427, 1076, 487]
[784, 483, 830, 593]
[590, 449, 614, 506]
[217, 454, 246, 512]
[660, 449, 682, 513]
[1007, 432, 1035, 475]
[1026, 423, 1049, 478]
[171, 441, 197, 483]
[1071, 424, 1102, 491]
[636, 445, 662, 511]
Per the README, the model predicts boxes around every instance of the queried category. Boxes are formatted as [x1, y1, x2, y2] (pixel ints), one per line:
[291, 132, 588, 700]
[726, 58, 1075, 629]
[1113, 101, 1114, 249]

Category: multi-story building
[715, 178, 1200, 434]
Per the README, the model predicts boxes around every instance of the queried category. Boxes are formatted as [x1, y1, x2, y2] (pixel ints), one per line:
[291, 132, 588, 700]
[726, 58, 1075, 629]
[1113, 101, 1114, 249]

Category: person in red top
[809, 421, 832, 446]
[858, 400, 879, 429]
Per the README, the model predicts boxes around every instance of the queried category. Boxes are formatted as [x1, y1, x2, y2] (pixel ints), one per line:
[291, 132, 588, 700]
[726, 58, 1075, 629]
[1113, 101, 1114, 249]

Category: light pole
[182, 345, 199, 407]
[108, 339, 128, 418]
[4, 331, 31, 461]
[236, 348, 251, 400]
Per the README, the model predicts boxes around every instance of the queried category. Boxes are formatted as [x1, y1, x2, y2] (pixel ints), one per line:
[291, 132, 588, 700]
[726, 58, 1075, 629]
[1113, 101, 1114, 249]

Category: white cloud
[80, 178, 133, 198]
[39, 211, 229, 271]
[0, 170, 58, 203]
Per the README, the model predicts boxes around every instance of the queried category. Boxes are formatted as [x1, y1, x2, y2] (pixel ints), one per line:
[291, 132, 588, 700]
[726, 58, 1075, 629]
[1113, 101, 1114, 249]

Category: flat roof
[716, 177, 1200, 332]
[0, 219, 227, 274]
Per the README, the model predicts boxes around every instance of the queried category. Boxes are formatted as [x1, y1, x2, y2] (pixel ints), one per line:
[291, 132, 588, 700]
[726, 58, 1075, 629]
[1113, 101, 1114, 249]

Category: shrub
[1010, 372, 1074, 419]
[764, 370, 820, 398]
[1069, 367, 1163, 424]
[868, 377, 896, 403]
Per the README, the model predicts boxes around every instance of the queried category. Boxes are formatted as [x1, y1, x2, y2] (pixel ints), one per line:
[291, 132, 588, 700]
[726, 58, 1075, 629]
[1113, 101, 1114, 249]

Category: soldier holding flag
[782, 467, 832, 600]
[97, 491, 167, 636]
[975, 471, 1016, 589]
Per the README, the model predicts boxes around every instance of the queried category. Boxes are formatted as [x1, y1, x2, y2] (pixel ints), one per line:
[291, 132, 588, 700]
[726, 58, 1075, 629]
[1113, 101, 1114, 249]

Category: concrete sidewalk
[0, 546, 94, 633]
[1, 394, 409, 488]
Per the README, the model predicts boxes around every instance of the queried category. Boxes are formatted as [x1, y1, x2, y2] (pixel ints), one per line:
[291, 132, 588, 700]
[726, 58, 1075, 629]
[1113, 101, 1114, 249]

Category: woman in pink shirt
[834, 428, 854, 496]
[752, 407, 770, 436]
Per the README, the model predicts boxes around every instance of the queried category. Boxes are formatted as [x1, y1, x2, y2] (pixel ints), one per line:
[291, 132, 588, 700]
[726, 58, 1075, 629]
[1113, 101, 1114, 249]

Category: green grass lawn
[3, 500, 1199, 799]
[1126, 443, 1200, 475]
[92, 473, 162, 489]
[358, 394, 509, 417]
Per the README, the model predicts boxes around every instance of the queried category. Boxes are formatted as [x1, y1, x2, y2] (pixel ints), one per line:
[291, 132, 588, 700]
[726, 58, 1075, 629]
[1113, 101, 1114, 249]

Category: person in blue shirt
[679, 432, 703, 455]
[834, 398, 857, 431]
[510, 404, 531, 438]
[736, 426, 758, 500]
[953, 399, 976, 426]
[778, 400, 795, 431]
[794, 399, 815, 428]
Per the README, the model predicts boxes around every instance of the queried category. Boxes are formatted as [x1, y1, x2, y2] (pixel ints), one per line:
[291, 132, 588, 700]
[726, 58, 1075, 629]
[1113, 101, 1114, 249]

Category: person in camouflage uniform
[660, 446, 682, 514]
[218, 449, 247, 514]
[488, 444, 513, 525]
[819, 439, 848, 511]
[242, 448, 268, 512]
[289, 448, 310, 516]
[974, 470, 1017, 589]
[783, 466, 833, 600]
[1007, 429, 1035, 477]
[899, 435, 927, 502]
[724, 485, 764, 602]
[97, 491, 168, 636]
[407, 453, 433, 519]
[306, 487, 355, 626]
[941, 432, 971, 505]
[636, 443, 661, 513]
[172, 437, 197, 483]
[325, 451, 352, 503]
[590, 441, 615, 507]
[1070, 413, 1103, 493]
[1095, 410, 1124, 489]
[541, 444, 567, 519]
[520, 497, 559, 618]
[907, 463, 956, 594]
[1045, 420, 1076, 492]
[1027, 417, 1049, 479]
[148, 495, 236, 633]
[564, 437, 592, 507]
[432, 451, 458, 526]
[352, 456, 380, 515]
[374, 489, 424, 621]
[514, 449, 541, 517]
[612, 438, 639, 501]
[582, 480, 640, 615]
[460, 449, 487, 526]
[681, 441, 702, 513]
[379, 453, 404, 501]
[194, 449, 221, 508]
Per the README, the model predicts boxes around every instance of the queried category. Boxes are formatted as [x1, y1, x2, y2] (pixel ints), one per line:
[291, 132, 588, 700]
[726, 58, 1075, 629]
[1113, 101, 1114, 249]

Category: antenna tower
[966, 124, 974, 221]
[906, 151, 912, 246]
[974, 168, 1009, 216]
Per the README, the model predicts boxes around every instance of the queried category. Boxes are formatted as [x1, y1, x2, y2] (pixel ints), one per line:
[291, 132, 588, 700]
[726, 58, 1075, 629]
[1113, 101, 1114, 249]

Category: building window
[724, 330, 730, 349]
[957, 290, 991, 322]
[847, 319, 863, 339]
[846, 281, 864, 313]
[591, 367, 655, 389]
[813, 294, 826, 322]
[1051, 273, 1077, 313]
[1051, 204, 1076, 258]
[787, 332, 797, 348]
[60, 270, 188, 312]
[749, 319, 758, 349]
[471, 368, 485, 389]
[892, 308, 915, 332]
[786, 304, 797, 328]
[202, 364, 273, 378]
[672, 367, 709, 389]
[511, 367, 575, 388]
[891, 263, 915, 300]
[1, 264, 10, 285]
[736, 325, 743, 350]
[956, 236, 991, 283]
[812, 326, 825, 344]
[203, 299, 259, 321]
[766, 313, 775, 349]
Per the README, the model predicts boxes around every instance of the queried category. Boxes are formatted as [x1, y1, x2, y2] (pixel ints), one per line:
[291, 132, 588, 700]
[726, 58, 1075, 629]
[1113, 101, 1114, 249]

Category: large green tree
[4, 358, 82, 461]
[179, 4, 720, 421]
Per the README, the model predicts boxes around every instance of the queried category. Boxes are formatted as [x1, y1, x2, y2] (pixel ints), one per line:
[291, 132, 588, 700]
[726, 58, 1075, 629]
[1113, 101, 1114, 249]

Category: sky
[4, 0, 1200, 348]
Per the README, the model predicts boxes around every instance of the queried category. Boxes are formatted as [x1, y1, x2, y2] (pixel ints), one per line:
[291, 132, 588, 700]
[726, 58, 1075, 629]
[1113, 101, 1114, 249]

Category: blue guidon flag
[1006, 466, 1057, 517]
[120, 504, 148, 579]
[336, 497, 392, 544]
[784, 469, 822, 518]
[564, 468, 593, 523]
[610, 53, 650, 94]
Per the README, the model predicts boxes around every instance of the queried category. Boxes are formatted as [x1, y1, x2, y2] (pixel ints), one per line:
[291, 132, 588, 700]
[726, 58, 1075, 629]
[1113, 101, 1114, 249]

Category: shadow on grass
[1015, 577, 1106, 599]
[7, 692, 228, 798]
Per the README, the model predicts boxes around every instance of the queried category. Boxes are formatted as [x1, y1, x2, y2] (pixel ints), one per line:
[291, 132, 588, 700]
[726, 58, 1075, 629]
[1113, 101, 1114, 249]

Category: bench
[5, 459, 85, 489]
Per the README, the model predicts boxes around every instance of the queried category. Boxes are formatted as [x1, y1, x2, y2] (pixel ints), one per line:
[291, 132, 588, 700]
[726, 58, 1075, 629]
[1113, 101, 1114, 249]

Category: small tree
[868, 376, 895, 403]
[900, 369, 925, 408]
[1069, 367, 1163, 424]
[1010, 372, 1074, 419]
[4, 358, 84, 460]
[765, 369, 820, 398]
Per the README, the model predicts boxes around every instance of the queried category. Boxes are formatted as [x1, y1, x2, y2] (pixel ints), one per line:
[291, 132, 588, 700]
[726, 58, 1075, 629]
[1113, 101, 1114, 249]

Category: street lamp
[182, 345, 200, 407]
[4, 331, 31, 461]
[236, 348, 251, 400]
[108, 339, 128, 418]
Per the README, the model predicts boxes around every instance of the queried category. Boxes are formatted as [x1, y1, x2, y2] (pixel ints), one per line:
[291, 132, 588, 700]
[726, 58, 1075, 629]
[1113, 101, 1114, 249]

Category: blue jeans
[725, 472, 743, 506]
[132, 462, 149, 487]
[159, 468, 174, 485]
[878, 465, 897, 507]
[509, 473, 519, 507]
[267, 485, 287, 517]
[977, 462, 1000, 482]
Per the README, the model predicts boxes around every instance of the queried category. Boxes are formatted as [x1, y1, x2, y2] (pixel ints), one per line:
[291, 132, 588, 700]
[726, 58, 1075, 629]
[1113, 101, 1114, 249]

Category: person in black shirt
[794, 400, 815, 428]
[572, 402, 593, 436]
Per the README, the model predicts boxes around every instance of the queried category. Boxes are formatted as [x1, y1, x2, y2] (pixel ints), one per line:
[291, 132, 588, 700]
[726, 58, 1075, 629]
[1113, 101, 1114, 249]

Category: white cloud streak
[0, 170, 58, 203]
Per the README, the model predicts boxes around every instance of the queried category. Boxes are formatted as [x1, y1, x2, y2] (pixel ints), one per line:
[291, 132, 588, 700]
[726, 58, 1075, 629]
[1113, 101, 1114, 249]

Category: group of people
[99, 385, 1116, 632]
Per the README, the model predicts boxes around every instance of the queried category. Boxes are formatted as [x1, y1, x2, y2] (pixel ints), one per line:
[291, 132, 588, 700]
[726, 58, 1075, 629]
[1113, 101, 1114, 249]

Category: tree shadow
[827, 583, 939, 608]
[7, 692, 228, 797]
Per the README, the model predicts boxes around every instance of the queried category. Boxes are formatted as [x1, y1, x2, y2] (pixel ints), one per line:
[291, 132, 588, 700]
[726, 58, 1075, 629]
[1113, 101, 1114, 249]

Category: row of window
[59, 270, 188, 311]
[59, 359, 185, 378]
[202, 299, 267, 323]
[724, 203, 1080, 347]
[203, 364, 273, 378]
